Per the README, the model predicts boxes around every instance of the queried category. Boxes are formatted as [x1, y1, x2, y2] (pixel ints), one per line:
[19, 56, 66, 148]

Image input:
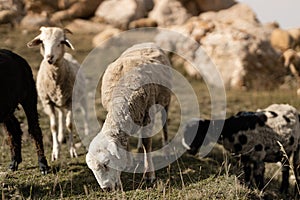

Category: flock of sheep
[1, 26, 300, 198]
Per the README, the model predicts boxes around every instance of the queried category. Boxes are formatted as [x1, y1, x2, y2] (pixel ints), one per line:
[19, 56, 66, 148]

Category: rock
[155, 3, 285, 90]
[0, 10, 17, 25]
[149, 0, 191, 27]
[0, 0, 23, 25]
[95, 0, 147, 29]
[195, 0, 236, 12]
[20, 12, 54, 30]
[66, 19, 108, 34]
[179, 0, 236, 16]
[92, 27, 122, 47]
[24, 0, 58, 14]
[128, 18, 157, 29]
[287, 28, 300, 49]
[51, 0, 103, 22]
[270, 28, 295, 52]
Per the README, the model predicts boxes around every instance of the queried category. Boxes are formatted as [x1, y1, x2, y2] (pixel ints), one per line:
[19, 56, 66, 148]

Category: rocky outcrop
[20, 12, 53, 29]
[95, 0, 149, 29]
[149, 0, 191, 27]
[92, 27, 121, 47]
[179, 0, 236, 15]
[65, 19, 108, 34]
[155, 3, 285, 90]
[0, 0, 24, 26]
[51, 0, 103, 22]
[270, 28, 300, 52]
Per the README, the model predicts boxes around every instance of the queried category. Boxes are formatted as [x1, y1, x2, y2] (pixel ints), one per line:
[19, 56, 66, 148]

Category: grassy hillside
[0, 25, 299, 199]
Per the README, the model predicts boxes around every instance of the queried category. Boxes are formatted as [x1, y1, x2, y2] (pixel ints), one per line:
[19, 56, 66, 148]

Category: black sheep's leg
[243, 163, 252, 188]
[293, 145, 300, 197]
[22, 97, 49, 174]
[4, 115, 22, 171]
[280, 152, 292, 194]
[253, 161, 265, 190]
[280, 162, 290, 194]
[242, 155, 253, 188]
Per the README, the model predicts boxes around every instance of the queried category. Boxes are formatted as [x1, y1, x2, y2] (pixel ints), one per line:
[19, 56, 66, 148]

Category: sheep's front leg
[57, 109, 65, 144]
[66, 110, 77, 158]
[45, 105, 59, 161]
[142, 137, 155, 182]
[280, 163, 290, 193]
[293, 144, 300, 197]
[280, 152, 292, 194]
[253, 161, 265, 190]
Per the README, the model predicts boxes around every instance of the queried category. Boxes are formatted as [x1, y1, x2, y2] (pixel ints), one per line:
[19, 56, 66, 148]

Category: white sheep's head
[27, 26, 74, 65]
[86, 132, 128, 191]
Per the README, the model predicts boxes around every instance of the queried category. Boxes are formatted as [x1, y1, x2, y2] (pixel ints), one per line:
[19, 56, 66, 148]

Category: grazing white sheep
[182, 104, 300, 195]
[86, 43, 172, 191]
[27, 26, 89, 161]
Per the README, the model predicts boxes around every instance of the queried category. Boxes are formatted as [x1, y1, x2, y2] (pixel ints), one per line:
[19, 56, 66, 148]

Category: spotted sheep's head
[27, 26, 74, 65]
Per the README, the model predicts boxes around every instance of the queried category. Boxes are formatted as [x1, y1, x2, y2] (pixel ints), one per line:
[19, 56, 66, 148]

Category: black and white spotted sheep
[182, 104, 300, 195]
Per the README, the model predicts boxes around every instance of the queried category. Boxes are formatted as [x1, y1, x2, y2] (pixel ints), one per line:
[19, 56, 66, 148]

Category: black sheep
[0, 49, 49, 174]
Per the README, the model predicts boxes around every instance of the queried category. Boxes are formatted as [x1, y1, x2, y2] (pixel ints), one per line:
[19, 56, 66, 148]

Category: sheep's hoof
[51, 151, 59, 161]
[144, 172, 156, 183]
[9, 160, 19, 171]
[84, 128, 89, 136]
[39, 156, 50, 175]
[69, 147, 78, 158]
[58, 136, 67, 144]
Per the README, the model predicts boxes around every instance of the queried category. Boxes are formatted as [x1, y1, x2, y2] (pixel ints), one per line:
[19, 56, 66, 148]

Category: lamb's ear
[107, 142, 120, 159]
[27, 35, 42, 48]
[63, 28, 73, 35]
[62, 39, 75, 50]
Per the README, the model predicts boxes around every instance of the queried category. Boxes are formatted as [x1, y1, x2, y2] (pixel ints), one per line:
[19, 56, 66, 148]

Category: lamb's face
[27, 26, 74, 65]
[86, 152, 121, 191]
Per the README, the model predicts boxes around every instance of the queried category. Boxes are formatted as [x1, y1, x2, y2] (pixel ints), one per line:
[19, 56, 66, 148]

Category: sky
[237, 0, 300, 29]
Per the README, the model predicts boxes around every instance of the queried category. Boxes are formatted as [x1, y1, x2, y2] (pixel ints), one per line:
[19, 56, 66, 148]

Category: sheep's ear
[63, 28, 73, 35]
[40, 26, 47, 32]
[107, 142, 120, 159]
[62, 39, 75, 50]
[27, 35, 42, 48]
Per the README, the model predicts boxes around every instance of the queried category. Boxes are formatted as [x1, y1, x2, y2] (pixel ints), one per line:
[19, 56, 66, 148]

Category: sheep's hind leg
[4, 115, 22, 171]
[66, 110, 77, 158]
[22, 99, 49, 174]
[80, 97, 89, 136]
[161, 104, 169, 147]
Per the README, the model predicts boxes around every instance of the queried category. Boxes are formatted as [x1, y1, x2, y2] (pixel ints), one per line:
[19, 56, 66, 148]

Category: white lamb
[86, 43, 172, 191]
[27, 26, 89, 161]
